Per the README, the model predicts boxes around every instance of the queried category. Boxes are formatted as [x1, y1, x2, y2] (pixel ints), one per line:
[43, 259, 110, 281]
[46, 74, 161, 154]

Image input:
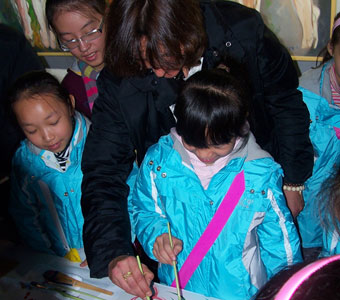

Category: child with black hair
[8, 71, 136, 263]
[8, 71, 90, 262]
[131, 67, 302, 300]
[254, 254, 340, 300]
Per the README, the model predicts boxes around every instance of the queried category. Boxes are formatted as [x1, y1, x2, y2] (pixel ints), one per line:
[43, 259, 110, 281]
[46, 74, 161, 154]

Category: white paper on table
[0, 244, 222, 300]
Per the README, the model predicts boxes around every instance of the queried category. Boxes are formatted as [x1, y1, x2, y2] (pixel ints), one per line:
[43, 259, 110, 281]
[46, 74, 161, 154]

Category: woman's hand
[284, 189, 305, 218]
[153, 233, 183, 265]
[108, 255, 154, 299]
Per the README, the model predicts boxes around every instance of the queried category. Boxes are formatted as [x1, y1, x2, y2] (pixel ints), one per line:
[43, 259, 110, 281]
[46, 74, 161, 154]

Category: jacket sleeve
[9, 163, 55, 255]
[130, 152, 169, 261]
[258, 168, 303, 279]
[254, 13, 313, 184]
[81, 69, 136, 278]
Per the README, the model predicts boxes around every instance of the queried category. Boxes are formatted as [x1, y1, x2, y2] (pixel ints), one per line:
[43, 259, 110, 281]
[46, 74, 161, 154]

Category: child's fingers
[153, 239, 171, 264]
[153, 233, 176, 264]
[80, 259, 88, 267]
[163, 236, 177, 260]
[172, 238, 183, 255]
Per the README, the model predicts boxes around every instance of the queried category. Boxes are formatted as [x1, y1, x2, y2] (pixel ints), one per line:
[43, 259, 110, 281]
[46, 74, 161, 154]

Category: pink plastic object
[275, 254, 340, 300]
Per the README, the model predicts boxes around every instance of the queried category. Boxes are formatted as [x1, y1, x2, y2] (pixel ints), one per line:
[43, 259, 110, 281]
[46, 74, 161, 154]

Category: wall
[296, 0, 340, 74]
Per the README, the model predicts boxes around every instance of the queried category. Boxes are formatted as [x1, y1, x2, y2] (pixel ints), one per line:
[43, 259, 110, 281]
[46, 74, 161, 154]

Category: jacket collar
[121, 73, 182, 114]
[321, 60, 333, 102]
[169, 129, 271, 174]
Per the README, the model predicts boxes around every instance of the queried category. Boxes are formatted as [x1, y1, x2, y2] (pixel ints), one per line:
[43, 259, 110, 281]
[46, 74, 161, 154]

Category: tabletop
[0, 241, 221, 300]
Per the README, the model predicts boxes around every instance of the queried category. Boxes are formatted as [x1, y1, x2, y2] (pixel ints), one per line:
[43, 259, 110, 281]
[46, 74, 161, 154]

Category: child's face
[182, 138, 236, 165]
[54, 10, 105, 71]
[13, 94, 74, 153]
[328, 42, 340, 84]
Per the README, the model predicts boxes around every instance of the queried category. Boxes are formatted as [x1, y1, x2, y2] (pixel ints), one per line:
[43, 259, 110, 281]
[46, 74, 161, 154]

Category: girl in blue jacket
[8, 71, 90, 262]
[131, 67, 302, 300]
[297, 12, 340, 257]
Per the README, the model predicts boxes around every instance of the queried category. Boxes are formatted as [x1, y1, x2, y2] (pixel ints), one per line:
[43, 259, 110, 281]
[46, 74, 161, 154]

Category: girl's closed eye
[50, 118, 60, 126]
[26, 129, 37, 135]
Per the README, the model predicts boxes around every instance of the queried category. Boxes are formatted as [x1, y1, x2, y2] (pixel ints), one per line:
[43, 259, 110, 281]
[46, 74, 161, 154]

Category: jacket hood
[169, 128, 271, 166]
[299, 60, 332, 104]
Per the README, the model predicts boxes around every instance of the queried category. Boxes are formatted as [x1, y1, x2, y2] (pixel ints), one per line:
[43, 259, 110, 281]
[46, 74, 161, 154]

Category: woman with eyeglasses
[46, 0, 107, 119]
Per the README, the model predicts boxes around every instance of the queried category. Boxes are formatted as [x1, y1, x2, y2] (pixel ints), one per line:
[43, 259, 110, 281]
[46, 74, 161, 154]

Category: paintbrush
[136, 255, 151, 300]
[167, 222, 182, 300]
[43, 270, 113, 296]
[34, 281, 107, 300]
[30, 281, 84, 300]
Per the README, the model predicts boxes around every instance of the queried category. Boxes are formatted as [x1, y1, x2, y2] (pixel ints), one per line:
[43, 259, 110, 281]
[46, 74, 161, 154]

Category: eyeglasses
[59, 19, 104, 51]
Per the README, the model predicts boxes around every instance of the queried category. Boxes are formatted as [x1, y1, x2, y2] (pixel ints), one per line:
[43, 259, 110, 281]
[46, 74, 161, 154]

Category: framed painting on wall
[231, 0, 336, 61]
[0, 0, 111, 56]
[0, 0, 66, 56]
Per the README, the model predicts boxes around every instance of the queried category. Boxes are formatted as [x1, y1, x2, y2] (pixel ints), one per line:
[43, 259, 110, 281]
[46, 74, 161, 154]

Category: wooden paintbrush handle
[73, 281, 113, 295]
[61, 273, 113, 296]
[44, 270, 113, 296]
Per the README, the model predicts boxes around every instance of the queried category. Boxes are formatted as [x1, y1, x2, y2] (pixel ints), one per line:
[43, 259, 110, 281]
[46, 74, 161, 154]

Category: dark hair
[315, 12, 340, 67]
[104, 0, 207, 77]
[174, 66, 250, 148]
[318, 166, 340, 235]
[46, 0, 106, 31]
[8, 71, 72, 110]
[254, 258, 340, 300]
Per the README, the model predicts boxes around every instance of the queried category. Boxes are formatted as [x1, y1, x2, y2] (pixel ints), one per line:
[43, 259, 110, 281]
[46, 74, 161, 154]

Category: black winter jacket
[81, 0, 313, 278]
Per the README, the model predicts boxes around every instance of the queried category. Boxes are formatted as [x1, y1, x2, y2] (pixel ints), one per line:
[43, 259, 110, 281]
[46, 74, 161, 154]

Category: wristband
[283, 183, 305, 192]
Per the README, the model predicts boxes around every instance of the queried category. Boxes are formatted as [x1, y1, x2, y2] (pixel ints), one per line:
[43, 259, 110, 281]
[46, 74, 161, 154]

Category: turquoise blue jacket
[298, 60, 340, 249]
[131, 131, 302, 300]
[320, 222, 340, 257]
[9, 112, 90, 256]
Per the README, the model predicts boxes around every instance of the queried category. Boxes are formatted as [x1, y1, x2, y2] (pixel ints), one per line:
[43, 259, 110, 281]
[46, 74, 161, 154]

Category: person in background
[0, 23, 44, 241]
[131, 66, 302, 300]
[8, 71, 90, 262]
[46, 0, 107, 119]
[254, 254, 340, 300]
[297, 12, 340, 261]
[81, 1, 313, 298]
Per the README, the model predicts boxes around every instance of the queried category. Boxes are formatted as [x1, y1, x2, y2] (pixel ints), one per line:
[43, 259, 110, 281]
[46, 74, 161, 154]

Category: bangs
[145, 38, 204, 72]
[144, 38, 185, 71]
[175, 69, 249, 148]
[175, 89, 247, 148]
